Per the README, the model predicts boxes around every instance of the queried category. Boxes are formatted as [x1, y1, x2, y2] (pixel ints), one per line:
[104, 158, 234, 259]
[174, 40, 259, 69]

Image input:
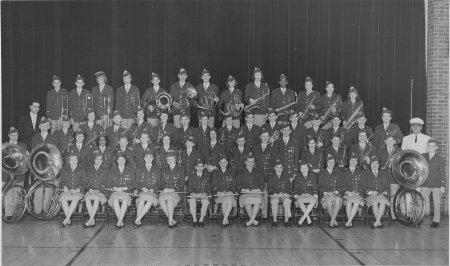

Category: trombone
[103, 95, 112, 127]
[84, 93, 94, 115]
[60, 92, 69, 126]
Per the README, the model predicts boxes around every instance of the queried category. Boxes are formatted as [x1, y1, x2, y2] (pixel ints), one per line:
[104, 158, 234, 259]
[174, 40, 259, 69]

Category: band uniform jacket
[19, 112, 43, 151]
[320, 93, 344, 118]
[160, 165, 186, 191]
[262, 122, 282, 139]
[267, 172, 292, 195]
[325, 145, 348, 168]
[68, 143, 92, 169]
[202, 142, 227, 168]
[106, 124, 126, 148]
[296, 90, 322, 120]
[374, 122, 403, 150]
[341, 99, 364, 123]
[244, 82, 270, 114]
[218, 126, 239, 153]
[349, 142, 376, 170]
[109, 166, 135, 193]
[270, 87, 296, 121]
[193, 126, 213, 150]
[180, 148, 202, 176]
[128, 120, 151, 143]
[363, 170, 389, 195]
[2, 141, 27, 183]
[196, 83, 219, 117]
[275, 137, 300, 176]
[341, 167, 365, 195]
[290, 122, 307, 150]
[115, 146, 135, 169]
[84, 165, 109, 191]
[377, 146, 400, 184]
[92, 84, 114, 119]
[141, 86, 167, 119]
[327, 126, 352, 148]
[157, 145, 177, 169]
[46, 88, 69, 120]
[218, 88, 243, 120]
[318, 168, 342, 195]
[92, 146, 115, 169]
[229, 145, 252, 172]
[31, 133, 58, 150]
[134, 143, 158, 169]
[253, 142, 277, 181]
[349, 125, 374, 145]
[211, 168, 237, 193]
[151, 122, 177, 147]
[134, 164, 161, 191]
[236, 167, 265, 191]
[176, 126, 194, 150]
[187, 170, 211, 194]
[55, 128, 74, 154]
[241, 123, 261, 150]
[115, 85, 140, 119]
[68, 88, 91, 122]
[59, 165, 85, 191]
[79, 122, 101, 145]
[304, 127, 329, 148]
[300, 148, 324, 171]
[292, 172, 318, 196]
[169, 81, 193, 116]
[422, 153, 446, 188]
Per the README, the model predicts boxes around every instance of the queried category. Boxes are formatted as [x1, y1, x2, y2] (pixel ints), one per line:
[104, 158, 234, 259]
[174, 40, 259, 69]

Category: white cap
[409, 117, 424, 125]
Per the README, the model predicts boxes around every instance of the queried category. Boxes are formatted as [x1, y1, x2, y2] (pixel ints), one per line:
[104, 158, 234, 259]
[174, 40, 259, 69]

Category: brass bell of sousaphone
[29, 143, 63, 182]
[391, 149, 429, 226]
[2, 143, 29, 177]
[156, 92, 173, 110]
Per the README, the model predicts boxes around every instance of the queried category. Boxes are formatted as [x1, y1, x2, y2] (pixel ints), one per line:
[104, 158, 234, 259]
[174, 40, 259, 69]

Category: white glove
[293, 195, 299, 199]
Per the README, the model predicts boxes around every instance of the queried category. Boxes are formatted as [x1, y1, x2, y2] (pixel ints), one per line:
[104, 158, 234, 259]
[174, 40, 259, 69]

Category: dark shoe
[369, 224, 376, 229]
[297, 222, 303, 227]
[83, 223, 89, 228]
[344, 224, 350, 229]
[307, 221, 313, 227]
[284, 221, 292, 228]
[193, 221, 198, 228]
[431, 222, 439, 228]
[168, 224, 174, 229]
[221, 223, 226, 228]
[378, 224, 384, 229]
[134, 222, 142, 229]
[271, 221, 278, 228]
[199, 222, 204, 228]
[172, 221, 178, 227]
[115, 225, 121, 230]
[61, 222, 67, 228]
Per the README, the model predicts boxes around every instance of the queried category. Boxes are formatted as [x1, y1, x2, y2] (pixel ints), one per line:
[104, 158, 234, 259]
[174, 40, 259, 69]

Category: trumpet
[244, 85, 270, 112]
[275, 101, 297, 116]
[299, 94, 316, 123]
[343, 102, 363, 130]
[60, 92, 69, 126]
[84, 93, 94, 115]
[269, 129, 281, 145]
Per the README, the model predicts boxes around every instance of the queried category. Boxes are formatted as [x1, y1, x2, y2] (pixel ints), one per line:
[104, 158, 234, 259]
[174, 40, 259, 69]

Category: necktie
[415, 135, 417, 143]
[262, 144, 266, 152]
[77, 144, 81, 150]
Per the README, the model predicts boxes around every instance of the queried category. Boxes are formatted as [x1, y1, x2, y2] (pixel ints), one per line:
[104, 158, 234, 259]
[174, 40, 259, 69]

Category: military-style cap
[428, 138, 439, 146]
[123, 70, 131, 78]
[166, 150, 177, 158]
[326, 154, 336, 161]
[52, 75, 61, 82]
[135, 106, 144, 113]
[178, 68, 187, 75]
[305, 135, 316, 143]
[195, 158, 204, 165]
[113, 110, 121, 118]
[370, 155, 380, 163]
[227, 75, 236, 82]
[219, 154, 228, 161]
[185, 136, 195, 144]
[267, 108, 277, 116]
[62, 117, 70, 122]
[381, 107, 393, 116]
[224, 113, 233, 119]
[40, 117, 50, 125]
[75, 128, 85, 136]
[274, 159, 283, 166]
[254, 67, 262, 74]
[245, 111, 254, 118]
[348, 86, 358, 94]
[349, 152, 359, 160]
[304, 77, 313, 83]
[201, 69, 210, 76]
[151, 72, 160, 80]
[409, 117, 424, 126]
[288, 109, 298, 118]
[95, 71, 106, 78]
[279, 73, 287, 81]
[246, 152, 255, 160]
[76, 74, 84, 82]
[199, 110, 208, 118]
[8, 127, 18, 134]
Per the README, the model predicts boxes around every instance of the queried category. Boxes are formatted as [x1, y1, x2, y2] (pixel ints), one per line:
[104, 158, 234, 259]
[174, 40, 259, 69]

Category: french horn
[156, 92, 172, 110]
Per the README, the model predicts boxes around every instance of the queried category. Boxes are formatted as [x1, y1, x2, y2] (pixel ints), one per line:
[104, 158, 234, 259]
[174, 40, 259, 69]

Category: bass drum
[26, 182, 61, 220]
[394, 187, 425, 226]
[2, 185, 27, 223]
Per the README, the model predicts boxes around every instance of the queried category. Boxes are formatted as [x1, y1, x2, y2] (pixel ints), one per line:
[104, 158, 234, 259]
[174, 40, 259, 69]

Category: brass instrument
[173, 87, 196, 110]
[269, 129, 281, 146]
[60, 92, 69, 125]
[381, 146, 398, 170]
[156, 92, 173, 111]
[299, 94, 316, 124]
[343, 101, 363, 130]
[275, 101, 297, 116]
[103, 95, 112, 127]
[131, 92, 140, 112]
[43, 187, 62, 217]
[61, 131, 75, 161]
[320, 98, 339, 125]
[29, 143, 63, 182]
[196, 90, 217, 112]
[244, 85, 270, 112]
[85, 132, 100, 149]
[221, 94, 244, 117]
[84, 93, 94, 115]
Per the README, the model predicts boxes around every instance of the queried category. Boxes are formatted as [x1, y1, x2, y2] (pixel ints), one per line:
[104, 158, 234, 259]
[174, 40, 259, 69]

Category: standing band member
[270, 74, 296, 125]
[115, 70, 140, 129]
[176, 112, 194, 150]
[297, 77, 322, 129]
[106, 111, 126, 148]
[304, 112, 328, 149]
[318, 154, 343, 228]
[19, 101, 42, 152]
[92, 71, 114, 130]
[68, 75, 90, 132]
[320, 81, 343, 130]
[289, 110, 307, 150]
[187, 159, 211, 228]
[293, 161, 318, 226]
[244, 67, 270, 127]
[341, 153, 365, 228]
[229, 134, 251, 172]
[275, 123, 300, 180]
[196, 69, 219, 128]
[193, 111, 212, 149]
[374, 107, 403, 150]
[31, 117, 58, 149]
[170, 68, 193, 128]
[267, 160, 292, 228]
[401, 117, 430, 154]
[241, 111, 261, 150]
[141, 72, 167, 127]
[55, 117, 74, 160]
[46, 75, 68, 133]
[218, 114, 240, 154]
[218, 75, 243, 128]
[341, 86, 364, 128]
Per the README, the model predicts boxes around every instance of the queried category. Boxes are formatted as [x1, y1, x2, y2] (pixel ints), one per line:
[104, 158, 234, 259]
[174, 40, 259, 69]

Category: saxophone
[299, 93, 316, 124]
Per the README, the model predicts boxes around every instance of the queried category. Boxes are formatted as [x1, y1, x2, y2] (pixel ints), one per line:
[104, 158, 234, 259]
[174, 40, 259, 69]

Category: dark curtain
[2, 0, 426, 140]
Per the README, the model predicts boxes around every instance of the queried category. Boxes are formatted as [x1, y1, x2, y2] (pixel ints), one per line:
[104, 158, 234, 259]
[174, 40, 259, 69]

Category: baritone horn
[156, 92, 172, 111]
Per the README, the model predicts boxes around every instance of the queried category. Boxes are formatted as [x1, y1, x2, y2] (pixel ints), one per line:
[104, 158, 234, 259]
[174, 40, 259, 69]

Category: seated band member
[348, 113, 373, 146]
[237, 153, 265, 227]
[80, 109, 101, 148]
[59, 154, 85, 227]
[92, 71, 114, 130]
[270, 74, 296, 125]
[326, 115, 351, 149]
[193, 111, 212, 149]
[92, 134, 114, 169]
[55, 117, 74, 159]
[373, 107, 403, 150]
[31, 117, 58, 149]
[244, 67, 270, 127]
[141, 72, 167, 127]
[106, 111, 126, 148]
[211, 155, 237, 227]
[263, 108, 282, 136]
[350, 130, 376, 170]
[187, 159, 211, 228]
[108, 154, 135, 229]
[134, 129, 157, 169]
[115, 135, 135, 169]
[176, 112, 194, 150]
[293, 161, 318, 226]
[196, 69, 219, 127]
[341, 153, 365, 229]
[229, 134, 251, 172]
[159, 150, 186, 228]
[151, 111, 177, 147]
[83, 152, 108, 227]
[318, 154, 343, 228]
[241, 111, 261, 150]
[157, 133, 176, 169]
[68, 129, 92, 169]
[304, 112, 328, 149]
[180, 136, 201, 175]
[218, 75, 243, 128]
[275, 123, 300, 180]
[128, 106, 151, 145]
[218, 114, 240, 154]
[134, 152, 161, 228]
[364, 155, 390, 229]
[300, 135, 324, 174]
[115, 70, 140, 129]
[267, 160, 292, 228]
[202, 128, 226, 173]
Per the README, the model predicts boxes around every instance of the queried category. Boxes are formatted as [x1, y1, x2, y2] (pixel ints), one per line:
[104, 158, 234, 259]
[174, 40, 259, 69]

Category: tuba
[391, 149, 429, 226]
[156, 92, 172, 111]
[29, 143, 63, 182]
[2, 144, 29, 177]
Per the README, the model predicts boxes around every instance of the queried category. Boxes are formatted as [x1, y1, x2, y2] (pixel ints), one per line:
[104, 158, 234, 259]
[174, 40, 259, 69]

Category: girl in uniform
[341, 153, 365, 228]
[292, 161, 318, 226]
[318, 154, 343, 228]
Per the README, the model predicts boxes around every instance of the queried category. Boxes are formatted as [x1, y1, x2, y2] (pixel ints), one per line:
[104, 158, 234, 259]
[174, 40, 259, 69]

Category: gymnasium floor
[2, 216, 448, 266]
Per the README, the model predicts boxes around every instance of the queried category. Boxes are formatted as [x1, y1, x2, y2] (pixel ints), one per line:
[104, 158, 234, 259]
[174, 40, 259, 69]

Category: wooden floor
[2, 215, 448, 266]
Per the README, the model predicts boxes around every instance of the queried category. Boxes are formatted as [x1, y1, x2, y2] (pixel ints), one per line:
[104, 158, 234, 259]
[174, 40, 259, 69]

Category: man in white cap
[401, 117, 430, 153]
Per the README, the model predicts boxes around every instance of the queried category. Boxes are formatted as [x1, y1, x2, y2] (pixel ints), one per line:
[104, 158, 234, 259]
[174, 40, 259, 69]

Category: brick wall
[426, 0, 449, 214]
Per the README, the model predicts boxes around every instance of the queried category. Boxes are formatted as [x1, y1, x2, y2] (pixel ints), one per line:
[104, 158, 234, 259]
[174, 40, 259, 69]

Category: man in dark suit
[18, 101, 42, 152]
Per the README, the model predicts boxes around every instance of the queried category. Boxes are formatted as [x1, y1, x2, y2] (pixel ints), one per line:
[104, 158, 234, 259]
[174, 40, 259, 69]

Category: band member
[176, 112, 194, 150]
[151, 111, 177, 147]
[263, 108, 282, 137]
[419, 139, 446, 228]
[297, 77, 322, 129]
[327, 115, 352, 148]
[92, 71, 114, 130]
[68, 129, 92, 169]
[211, 155, 237, 227]
[325, 135, 348, 168]
[341, 153, 365, 228]
[202, 128, 226, 173]
[267, 160, 292, 228]
[293, 161, 318, 226]
[68, 74, 90, 132]
[237, 153, 265, 227]
[348, 113, 374, 145]
[108, 154, 135, 229]
[288, 110, 307, 150]
[401, 117, 430, 153]
[128, 106, 151, 145]
[46, 75, 69, 133]
[134, 129, 157, 169]
[170, 68, 193, 128]
[377, 135, 400, 219]
[19, 101, 42, 152]
[218, 75, 244, 128]
[59, 154, 85, 227]
[193, 111, 212, 149]
[115, 135, 135, 169]
[320, 81, 343, 130]
[159, 150, 186, 228]
[187, 159, 211, 227]
[270, 74, 296, 125]
[115, 70, 140, 129]
[350, 130, 376, 170]
[304, 112, 328, 148]
[318, 154, 343, 228]
[106, 111, 126, 148]
[218, 114, 240, 154]
[79, 109, 101, 147]
[254, 129, 277, 182]
[31, 117, 58, 149]
[92, 134, 114, 169]
[300, 135, 324, 173]
[229, 134, 251, 172]
[180, 136, 201, 175]
[157, 133, 176, 169]
[141, 72, 167, 126]
[244, 67, 270, 127]
[275, 124, 301, 179]
[83, 152, 108, 227]
[55, 117, 74, 159]
[241, 111, 261, 150]
[134, 152, 161, 228]
[196, 69, 219, 127]
[374, 107, 403, 150]
[364, 155, 390, 229]
[341, 86, 364, 127]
